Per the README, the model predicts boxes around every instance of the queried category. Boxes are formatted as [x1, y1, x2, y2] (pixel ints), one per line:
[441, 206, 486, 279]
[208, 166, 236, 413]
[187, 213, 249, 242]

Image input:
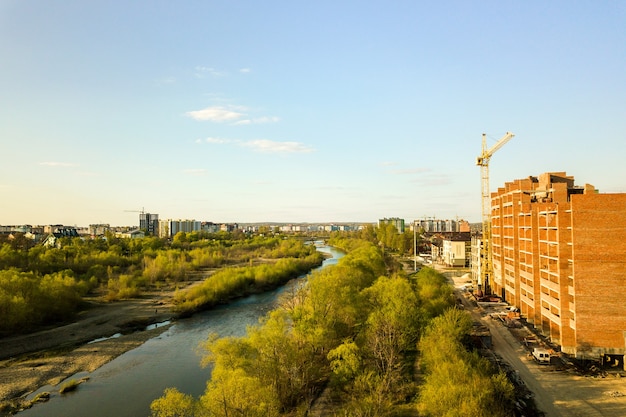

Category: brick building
[490, 172, 626, 363]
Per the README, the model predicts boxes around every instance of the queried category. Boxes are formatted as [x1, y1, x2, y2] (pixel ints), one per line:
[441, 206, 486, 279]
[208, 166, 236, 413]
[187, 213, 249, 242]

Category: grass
[59, 379, 80, 394]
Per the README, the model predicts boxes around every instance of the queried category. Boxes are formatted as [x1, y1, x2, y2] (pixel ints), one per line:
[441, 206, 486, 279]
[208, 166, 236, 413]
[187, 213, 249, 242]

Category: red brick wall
[570, 193, 626, 356]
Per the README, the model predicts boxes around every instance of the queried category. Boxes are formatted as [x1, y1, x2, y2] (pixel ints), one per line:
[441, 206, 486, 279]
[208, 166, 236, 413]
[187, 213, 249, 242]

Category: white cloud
[196, 137, 233, 144]
[410, 174, 452, 186]
[186, 106, 247, 122]
[196, 136, 313, 154]
[391, 167, 432, 175]
[156, 76, 176, 85]
[239, 68, 251, 74]
[39, 162, 77, 167]
[233, 116, 280, 126]
[241, 139, 314, 154]
[194, 66, 227, 78]
[183, 168, 207, 176]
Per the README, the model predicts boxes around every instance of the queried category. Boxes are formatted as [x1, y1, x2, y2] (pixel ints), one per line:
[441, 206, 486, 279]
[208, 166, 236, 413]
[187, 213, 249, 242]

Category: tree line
[0, 232, 322, 335]
[150, 237, 515, 416]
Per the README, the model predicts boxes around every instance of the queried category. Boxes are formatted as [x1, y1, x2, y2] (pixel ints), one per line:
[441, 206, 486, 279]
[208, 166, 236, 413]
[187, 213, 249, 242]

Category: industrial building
[488, 172, 626, 364]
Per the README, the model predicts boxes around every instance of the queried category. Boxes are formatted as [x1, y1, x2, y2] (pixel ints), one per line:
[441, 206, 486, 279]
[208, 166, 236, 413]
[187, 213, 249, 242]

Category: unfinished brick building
[490, 172, 626, 364]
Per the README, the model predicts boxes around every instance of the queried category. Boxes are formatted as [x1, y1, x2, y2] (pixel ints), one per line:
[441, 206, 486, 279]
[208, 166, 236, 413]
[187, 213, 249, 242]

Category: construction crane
[476, 132, 514, 295]
[124, 207, 145, 215]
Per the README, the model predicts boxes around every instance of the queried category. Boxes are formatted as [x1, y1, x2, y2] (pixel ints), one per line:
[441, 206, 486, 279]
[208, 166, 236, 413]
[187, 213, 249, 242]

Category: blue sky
[1, 1, 625, 226]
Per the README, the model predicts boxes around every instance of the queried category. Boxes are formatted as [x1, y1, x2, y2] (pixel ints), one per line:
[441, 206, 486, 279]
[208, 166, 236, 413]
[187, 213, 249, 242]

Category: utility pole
[414, 220, 417, 271]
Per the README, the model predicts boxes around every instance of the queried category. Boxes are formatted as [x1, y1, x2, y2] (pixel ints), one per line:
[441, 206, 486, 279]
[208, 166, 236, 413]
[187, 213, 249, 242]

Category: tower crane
[124, 207, 145, 215]
[476, 132, 514, 295]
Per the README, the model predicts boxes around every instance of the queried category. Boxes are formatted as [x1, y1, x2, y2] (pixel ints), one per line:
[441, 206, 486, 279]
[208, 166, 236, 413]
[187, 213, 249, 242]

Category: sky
[1, 1, 625, 226]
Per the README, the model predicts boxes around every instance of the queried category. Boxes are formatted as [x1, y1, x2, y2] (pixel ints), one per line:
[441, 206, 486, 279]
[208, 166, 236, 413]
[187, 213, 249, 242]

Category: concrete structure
[470, 234, 483, 288]
[441, 232, 471, 267]
[158, 219, 202, 238]
[140, 213, 159, 236]
[378, 217, 405, 233]
[89, 224, 110, 237]
[116, 229, 145, 239]
[489, 172, 626, 362]
[414, 218, 468, 233]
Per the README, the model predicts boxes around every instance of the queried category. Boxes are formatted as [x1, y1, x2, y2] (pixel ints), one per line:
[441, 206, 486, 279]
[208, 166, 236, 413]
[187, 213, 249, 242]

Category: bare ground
[443, 268, 626, 417]
[0, 286, 181, 414]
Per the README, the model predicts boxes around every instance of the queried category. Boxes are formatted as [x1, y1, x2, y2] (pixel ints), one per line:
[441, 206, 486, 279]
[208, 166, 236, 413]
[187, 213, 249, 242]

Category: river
[20, 244, 344, 417]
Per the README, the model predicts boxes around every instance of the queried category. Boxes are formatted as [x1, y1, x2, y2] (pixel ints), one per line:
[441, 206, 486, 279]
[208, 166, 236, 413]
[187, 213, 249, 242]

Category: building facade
[378, 217, 405, 233]
[158, 219, 202, 238]
[441, 232, 471, 267]
[140, 213, 159, 236]
[489, 172, 626, 362]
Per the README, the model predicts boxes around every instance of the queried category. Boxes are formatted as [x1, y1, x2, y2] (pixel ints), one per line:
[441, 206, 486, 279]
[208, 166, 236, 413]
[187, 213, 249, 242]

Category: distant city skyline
[2, 1, 625, 226]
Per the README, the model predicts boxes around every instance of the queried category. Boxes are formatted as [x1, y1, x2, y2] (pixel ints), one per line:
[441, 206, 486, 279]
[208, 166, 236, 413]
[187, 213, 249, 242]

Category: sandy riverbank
[0, 290, 178, 415]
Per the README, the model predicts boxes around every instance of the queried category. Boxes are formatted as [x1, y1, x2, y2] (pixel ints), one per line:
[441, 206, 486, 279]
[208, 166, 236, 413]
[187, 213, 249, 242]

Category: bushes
[0, 235, 321, 332]
[416, 308, 515, 417]
[173, 254, 324, 315]
[0, 269, 88, 334]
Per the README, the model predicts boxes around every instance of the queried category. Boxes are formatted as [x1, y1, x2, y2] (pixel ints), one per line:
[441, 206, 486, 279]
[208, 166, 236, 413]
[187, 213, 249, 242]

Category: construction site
[474, 132, 626, 370]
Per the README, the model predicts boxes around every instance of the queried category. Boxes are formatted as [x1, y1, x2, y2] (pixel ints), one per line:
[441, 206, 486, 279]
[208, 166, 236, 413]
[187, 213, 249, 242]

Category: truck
[532, 347, 551, 364]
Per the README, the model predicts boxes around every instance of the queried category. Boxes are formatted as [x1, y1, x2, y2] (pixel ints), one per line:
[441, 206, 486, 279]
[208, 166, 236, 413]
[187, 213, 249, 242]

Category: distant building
[42, 227, 80, 247]
[116, 229, 145, 239]
[441, 232, 471, 267]
[488, 171, 626, 364]
[470, 234, 483, 290]
[202, 222, 221, 233]
[378, 217, 405, 233]
[414, 218, 467, 233]
[140, 213, 159, 236]
[89, 224, 110, 237]
[158, 219, 201, 238]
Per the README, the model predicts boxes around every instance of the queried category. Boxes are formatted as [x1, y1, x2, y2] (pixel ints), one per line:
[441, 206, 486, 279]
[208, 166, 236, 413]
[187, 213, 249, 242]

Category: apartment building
[378, 217, 405, 233]
[140, 213, 159, 236]
[489, 172, 626, 363]
[158, 219, 201, 238]
[441, 232, 471, 267]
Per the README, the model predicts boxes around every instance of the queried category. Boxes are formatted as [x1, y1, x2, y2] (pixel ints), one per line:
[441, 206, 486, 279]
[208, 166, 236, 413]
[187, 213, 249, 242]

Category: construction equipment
[476, 132, 514, 294]
[124, 207, 145, 214]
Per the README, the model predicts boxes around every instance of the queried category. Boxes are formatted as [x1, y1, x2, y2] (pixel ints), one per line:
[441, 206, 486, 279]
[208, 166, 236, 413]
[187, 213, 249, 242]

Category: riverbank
[0, 288, 178, 415]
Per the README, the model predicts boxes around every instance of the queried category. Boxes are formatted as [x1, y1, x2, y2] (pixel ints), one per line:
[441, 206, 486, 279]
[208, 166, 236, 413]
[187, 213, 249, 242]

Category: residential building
[470, 234, 483, 290]
[116, 229, 145, 239]
[89, 224, 110, 237]
[441, 232, 471, 267]
[489, 172, 626, 363]
[378, 217, 405, 233]
[414, 218, 467, 233]
[42, 227, 80, 247]
[158, 219, 201, 238]
[140, 213, 159, 236]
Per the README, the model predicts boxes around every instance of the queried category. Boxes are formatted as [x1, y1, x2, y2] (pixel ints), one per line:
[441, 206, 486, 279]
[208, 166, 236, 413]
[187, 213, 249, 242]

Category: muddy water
[20, 245, 343, 417]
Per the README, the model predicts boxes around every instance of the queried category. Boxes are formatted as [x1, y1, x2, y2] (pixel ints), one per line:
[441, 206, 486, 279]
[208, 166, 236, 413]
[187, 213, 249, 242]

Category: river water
[20, 244, 343, 417]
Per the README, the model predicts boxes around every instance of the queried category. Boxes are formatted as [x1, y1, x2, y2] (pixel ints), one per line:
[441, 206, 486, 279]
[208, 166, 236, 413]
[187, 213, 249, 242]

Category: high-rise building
[140, 213, 159, 236]
[378, 217, 405, 233]
[489, 172, 626, 363]
[158, 219, 201, 238]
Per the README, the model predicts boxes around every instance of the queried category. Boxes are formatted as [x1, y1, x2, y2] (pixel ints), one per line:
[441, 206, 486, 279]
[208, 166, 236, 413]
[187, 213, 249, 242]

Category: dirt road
[444, 269, 626, 417]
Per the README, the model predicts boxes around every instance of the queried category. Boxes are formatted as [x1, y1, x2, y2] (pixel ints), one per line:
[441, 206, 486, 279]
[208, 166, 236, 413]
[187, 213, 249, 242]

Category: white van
[532, 348, 551, 364]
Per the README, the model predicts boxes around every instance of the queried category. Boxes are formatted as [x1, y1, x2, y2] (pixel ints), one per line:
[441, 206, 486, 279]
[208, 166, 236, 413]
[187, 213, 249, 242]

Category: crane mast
[476, 132, 514, 295]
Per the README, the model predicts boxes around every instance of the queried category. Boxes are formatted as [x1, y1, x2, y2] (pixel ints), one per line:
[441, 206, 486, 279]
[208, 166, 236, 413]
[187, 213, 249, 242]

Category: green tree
[200, 368, 280, 417]
[150, 388, 198, 417]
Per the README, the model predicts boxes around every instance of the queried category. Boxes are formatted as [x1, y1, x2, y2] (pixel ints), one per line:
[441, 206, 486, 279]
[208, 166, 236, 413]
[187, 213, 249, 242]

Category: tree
[200, 368, 280, 417]
[416, 308, 515, 417]
[361, 276, 421, 382]
[150, 388, 197, 417]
